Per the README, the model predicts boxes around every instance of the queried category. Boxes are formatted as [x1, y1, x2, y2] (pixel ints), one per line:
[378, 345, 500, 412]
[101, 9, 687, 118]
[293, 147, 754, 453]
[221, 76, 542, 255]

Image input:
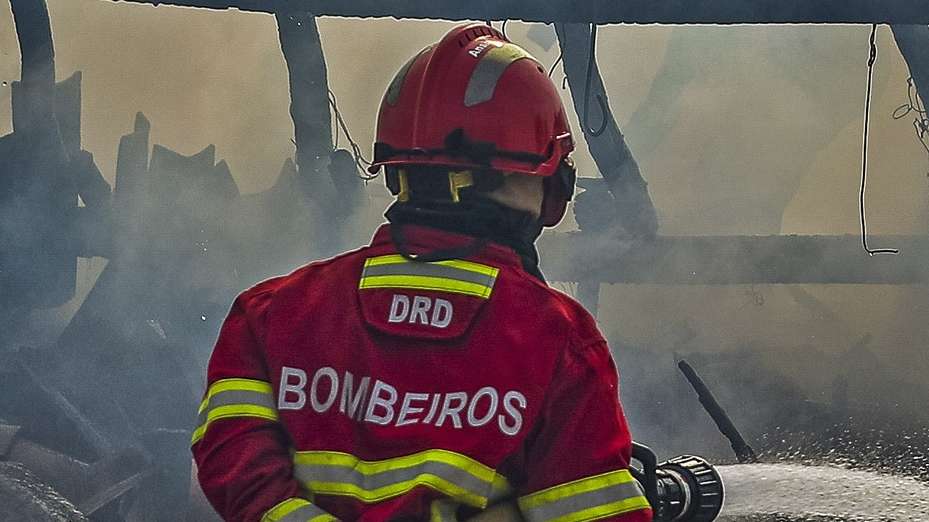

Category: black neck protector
[384, 198, 545, 282]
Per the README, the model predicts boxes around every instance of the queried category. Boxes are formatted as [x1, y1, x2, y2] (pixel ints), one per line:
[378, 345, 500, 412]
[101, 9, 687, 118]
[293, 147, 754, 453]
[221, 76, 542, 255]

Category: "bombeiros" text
[277, 366, 528, 436]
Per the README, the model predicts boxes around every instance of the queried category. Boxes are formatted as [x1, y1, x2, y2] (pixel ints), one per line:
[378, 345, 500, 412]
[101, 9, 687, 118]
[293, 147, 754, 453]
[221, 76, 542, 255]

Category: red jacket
[192, 224, 652, 522]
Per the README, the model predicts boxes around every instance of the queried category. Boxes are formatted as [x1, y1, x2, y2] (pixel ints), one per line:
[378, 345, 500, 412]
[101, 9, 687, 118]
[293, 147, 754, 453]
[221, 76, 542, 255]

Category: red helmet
[370, 24, 576, 225]
[370, 24, 574, 177]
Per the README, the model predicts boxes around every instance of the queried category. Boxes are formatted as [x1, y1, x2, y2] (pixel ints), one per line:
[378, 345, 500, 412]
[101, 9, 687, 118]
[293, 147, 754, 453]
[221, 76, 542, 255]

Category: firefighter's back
[194, 20, 652, 522]
[252, 224, 598, 520]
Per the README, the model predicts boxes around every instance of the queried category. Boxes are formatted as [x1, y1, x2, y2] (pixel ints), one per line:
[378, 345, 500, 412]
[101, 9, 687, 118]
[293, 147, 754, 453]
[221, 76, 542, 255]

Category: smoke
[5, 7, 924, 233]
[554, 23, 928, 463]
[1, 0, 928, 499]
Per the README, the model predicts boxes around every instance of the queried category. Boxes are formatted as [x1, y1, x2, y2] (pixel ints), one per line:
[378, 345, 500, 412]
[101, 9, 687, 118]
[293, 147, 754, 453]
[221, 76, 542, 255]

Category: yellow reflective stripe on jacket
[427, 477, 512, 522]
[197, 378, 274, 413]
[364, 255, 498, 277]
[191, 377, 278, 445]
[358, 255, 499, 299]
[518, 469, 650, 522]
[261, 497, 337, 522]
[293, 449, 509, 509]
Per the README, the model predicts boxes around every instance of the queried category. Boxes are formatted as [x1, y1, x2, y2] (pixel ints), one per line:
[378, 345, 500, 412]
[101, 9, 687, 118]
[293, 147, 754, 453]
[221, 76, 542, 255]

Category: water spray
[623, 359, 761, 521]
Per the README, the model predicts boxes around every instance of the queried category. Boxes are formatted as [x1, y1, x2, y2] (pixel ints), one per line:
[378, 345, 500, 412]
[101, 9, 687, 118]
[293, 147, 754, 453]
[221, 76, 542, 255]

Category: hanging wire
[892, 76, 929, 158]
[583, 24, 608, 137]
[859, 24, 899, 256]
[548, 48, 563, 78]
[327, 88, 378, 181]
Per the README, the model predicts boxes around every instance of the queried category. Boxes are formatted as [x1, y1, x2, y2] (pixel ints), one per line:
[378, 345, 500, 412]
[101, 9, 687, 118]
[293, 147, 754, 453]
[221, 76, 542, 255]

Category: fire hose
[467, 446, 724, 522]
[469, 359, 746, 521]
[631, 443, 723, 522]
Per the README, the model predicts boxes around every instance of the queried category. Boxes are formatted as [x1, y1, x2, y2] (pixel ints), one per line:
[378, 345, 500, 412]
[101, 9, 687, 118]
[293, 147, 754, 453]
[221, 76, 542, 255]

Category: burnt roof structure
[106, 0, 929, 25]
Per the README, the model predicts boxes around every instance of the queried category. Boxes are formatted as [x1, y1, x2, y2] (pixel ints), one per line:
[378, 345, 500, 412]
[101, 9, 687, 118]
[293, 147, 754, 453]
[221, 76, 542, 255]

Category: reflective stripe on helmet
[385, 45, 433, 106]
[191, 378, 278, 445]
[358, 255, 498, 299]
[293, 449, 510, 509]
[464, 42, 540, 107]
[517, 469, 651, 522]
[261, 497, 337, 522]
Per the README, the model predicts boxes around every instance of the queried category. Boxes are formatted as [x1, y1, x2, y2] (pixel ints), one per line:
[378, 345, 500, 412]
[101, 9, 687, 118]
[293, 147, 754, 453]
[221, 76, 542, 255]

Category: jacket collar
[368, 223, 525, 270]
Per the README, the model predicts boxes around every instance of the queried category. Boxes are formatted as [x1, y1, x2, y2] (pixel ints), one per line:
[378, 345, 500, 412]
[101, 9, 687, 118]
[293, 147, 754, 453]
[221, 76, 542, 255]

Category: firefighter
[192, 23, 653, 522]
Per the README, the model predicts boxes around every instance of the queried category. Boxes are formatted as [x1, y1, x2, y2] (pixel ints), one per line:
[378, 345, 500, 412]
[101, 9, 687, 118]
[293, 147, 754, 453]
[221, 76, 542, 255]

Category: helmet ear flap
[540, 158, 577, 227]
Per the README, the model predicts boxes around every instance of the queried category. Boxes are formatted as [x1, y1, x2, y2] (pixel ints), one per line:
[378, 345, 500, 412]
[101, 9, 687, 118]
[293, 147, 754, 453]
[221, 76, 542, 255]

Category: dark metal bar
[538, 233, 929, 284]
[106, 1, 929, 25]
[678, 360, 758, 464]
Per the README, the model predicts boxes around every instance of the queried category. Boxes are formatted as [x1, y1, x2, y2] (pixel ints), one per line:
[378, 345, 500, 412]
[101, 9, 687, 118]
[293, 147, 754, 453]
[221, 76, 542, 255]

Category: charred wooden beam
[76, 449, 150, 516]
[53, 72, 81, 154]
[3, 0, 77, 309]
[538, 233, 929, 284]
[276, 13, 369, 255]
[556, 23, 657, 238]
[9, 354, 114, 458]
[275, 13, 332, 181]
[113, 112, 151, 253]
[105, 1, 929, 25]
[10, 0, 55, 134]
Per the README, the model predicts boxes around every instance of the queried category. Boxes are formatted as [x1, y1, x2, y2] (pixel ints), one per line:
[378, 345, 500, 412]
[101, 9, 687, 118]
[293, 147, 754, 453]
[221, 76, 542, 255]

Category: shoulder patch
[357, 255, 500, 341]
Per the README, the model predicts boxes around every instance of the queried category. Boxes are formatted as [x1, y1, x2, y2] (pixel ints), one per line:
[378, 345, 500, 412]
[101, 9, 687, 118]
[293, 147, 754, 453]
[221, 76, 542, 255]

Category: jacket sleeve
[515, 339, 653, 522]
[191, 288, 336, 522]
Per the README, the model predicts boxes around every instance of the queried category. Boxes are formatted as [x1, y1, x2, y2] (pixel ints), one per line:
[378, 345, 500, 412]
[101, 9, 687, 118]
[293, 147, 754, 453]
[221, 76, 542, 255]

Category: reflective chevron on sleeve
[517, 469, 651, 522]
[191, 378, 279, 445]
[359, 255, 499, 299]
[293, 449, 510, 509]
[261, 497, 337, 522]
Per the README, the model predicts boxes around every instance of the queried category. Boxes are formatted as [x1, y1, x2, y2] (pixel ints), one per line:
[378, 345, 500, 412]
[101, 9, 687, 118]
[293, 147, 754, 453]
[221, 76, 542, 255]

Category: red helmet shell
[370, 24, 574, 177]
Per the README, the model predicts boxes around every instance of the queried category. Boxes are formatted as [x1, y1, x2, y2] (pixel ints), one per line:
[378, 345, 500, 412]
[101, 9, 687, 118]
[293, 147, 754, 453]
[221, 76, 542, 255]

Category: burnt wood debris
[3, 0, 929, 519]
